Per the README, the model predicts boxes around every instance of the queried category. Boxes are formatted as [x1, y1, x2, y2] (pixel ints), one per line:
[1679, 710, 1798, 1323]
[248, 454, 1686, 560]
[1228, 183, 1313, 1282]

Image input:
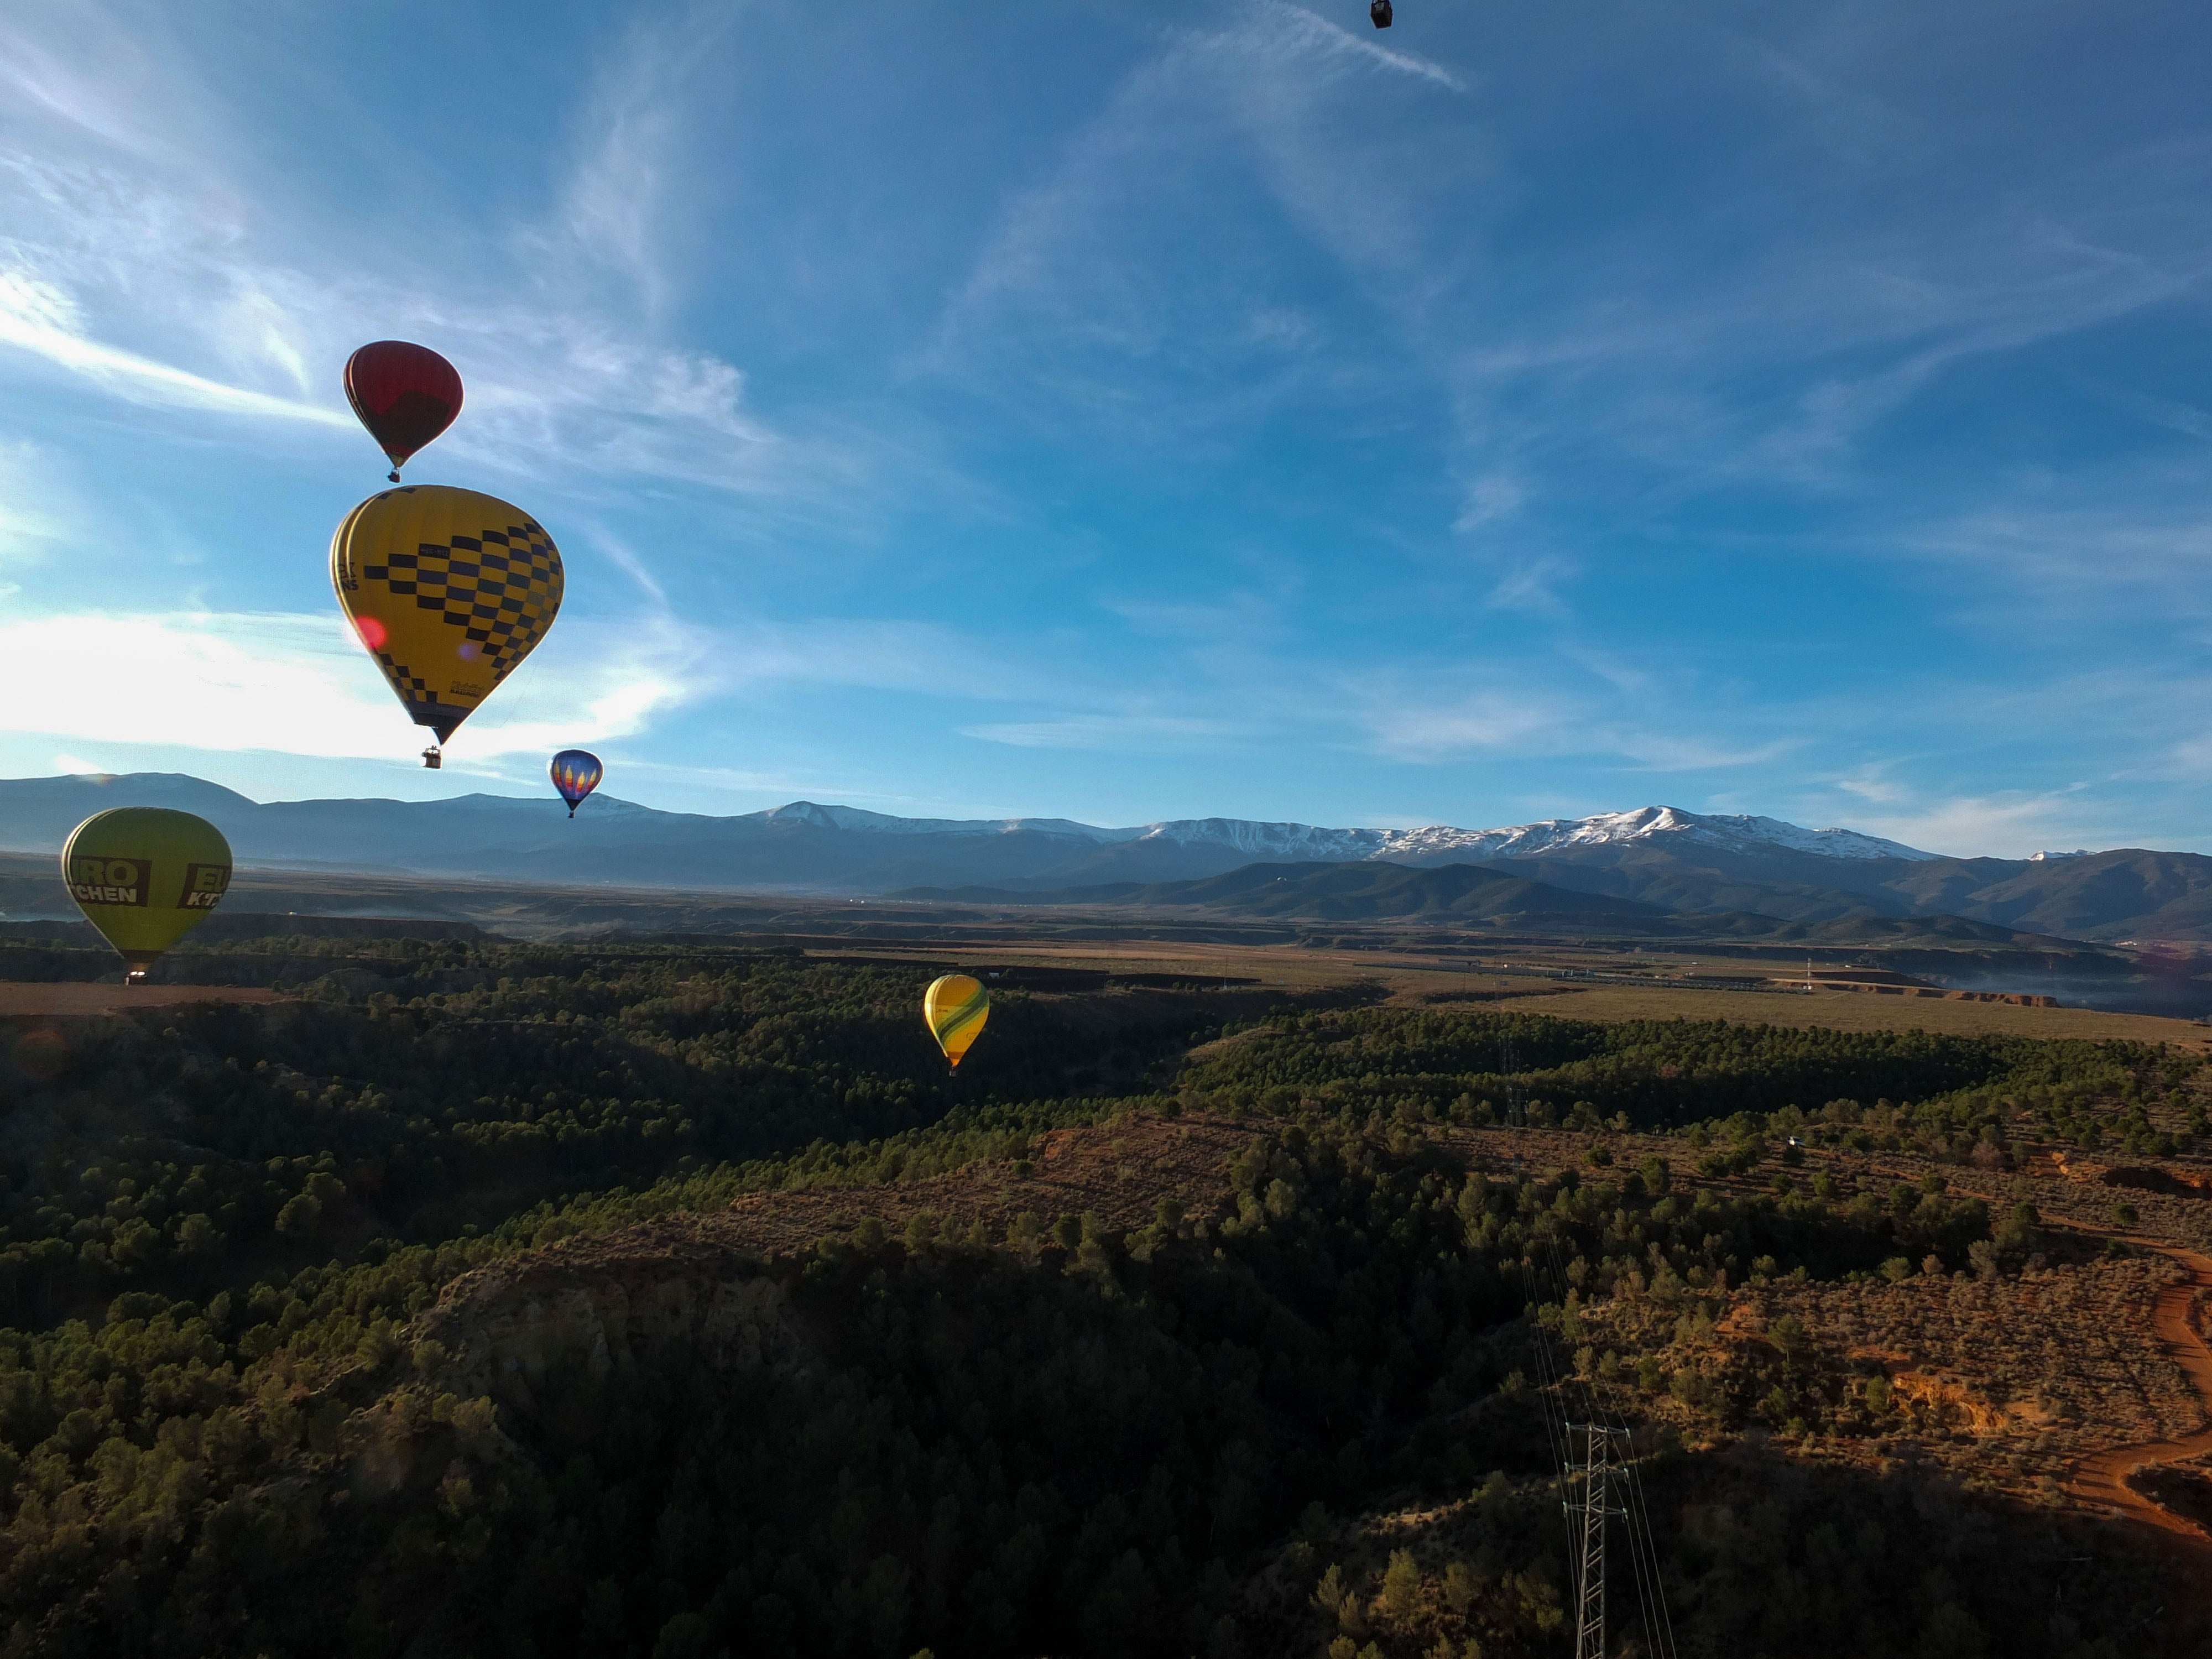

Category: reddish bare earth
[407, 1103, 2212, 1614]
[2068, 1239, 2212, 1600]
[0, 982, 289, 1017]
[429, 1112, 1254, 1314]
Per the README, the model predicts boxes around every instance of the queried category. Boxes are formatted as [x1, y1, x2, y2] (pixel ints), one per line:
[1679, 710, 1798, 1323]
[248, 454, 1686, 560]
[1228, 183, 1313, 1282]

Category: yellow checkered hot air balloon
[331, 485, 564, 767]
[924, 973, 990, 1070]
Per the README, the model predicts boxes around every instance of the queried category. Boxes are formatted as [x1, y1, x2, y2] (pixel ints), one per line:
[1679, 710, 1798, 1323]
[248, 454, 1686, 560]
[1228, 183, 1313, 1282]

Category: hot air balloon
[550, 749, 603, 817]
[345, 341, 463, 482]
[331, 485, 565, 767]
[62, 808, 232, 982]
[923, 973, 989, 1071]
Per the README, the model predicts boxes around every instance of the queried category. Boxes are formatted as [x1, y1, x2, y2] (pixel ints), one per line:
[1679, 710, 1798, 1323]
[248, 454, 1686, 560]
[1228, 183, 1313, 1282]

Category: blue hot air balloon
[550, 749, 603, 818]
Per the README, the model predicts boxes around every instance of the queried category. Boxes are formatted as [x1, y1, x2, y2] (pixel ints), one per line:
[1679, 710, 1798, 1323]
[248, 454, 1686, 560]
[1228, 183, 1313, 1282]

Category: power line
[1523, 1217, 1678, 1659]
[1569, 1422, 1626, 1659]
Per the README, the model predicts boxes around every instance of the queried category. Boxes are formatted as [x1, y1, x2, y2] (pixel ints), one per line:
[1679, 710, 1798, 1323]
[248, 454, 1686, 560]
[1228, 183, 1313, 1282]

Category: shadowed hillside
[0, 937, 2208, 1655]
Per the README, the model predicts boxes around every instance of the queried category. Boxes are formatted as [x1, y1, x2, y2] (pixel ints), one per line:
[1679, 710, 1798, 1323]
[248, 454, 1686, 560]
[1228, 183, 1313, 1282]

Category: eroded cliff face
[397, 1110, 1257, 1424]
[416, 1248, 808, 1417]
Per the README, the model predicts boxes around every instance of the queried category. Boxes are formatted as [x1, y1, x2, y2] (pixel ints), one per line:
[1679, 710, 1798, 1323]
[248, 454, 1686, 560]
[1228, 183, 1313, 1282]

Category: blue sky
[3, 1, 2211, 855]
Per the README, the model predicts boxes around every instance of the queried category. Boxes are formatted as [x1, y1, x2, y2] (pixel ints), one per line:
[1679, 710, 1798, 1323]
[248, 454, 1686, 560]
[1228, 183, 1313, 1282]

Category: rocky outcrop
[417, 1246, 807, 1415]
[406, 1110, 1253, 1414]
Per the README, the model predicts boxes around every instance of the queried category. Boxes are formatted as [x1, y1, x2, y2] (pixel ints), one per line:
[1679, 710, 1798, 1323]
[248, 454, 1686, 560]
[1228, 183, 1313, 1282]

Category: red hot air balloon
[344, 341, 464, 482]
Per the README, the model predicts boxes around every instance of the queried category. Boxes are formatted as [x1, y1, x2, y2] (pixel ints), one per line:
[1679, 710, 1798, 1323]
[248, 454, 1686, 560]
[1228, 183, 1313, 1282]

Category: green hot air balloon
[61, 808, 233, 982]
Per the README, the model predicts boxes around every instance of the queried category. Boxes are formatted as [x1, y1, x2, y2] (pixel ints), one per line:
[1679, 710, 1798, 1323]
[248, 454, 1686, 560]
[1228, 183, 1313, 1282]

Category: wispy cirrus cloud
[1828, 764, 1912, 806]
[556, 3, 740, 315]
[1484, 553, 1575, 616]
[0, 609, 705, 764]
[958, 713, 1248, 753]
[0, 166, 799, 503]
[1259, 4, 1467, 94]
[0, 435, 81, 576]
[0, 3, 838, 513]
[919, 0, 1467, 429]
[0, 264, 347, 427]
[1615, 734, 1798, 773]
[1888, 477, 2212, 628]
[0, 3, 228, 164]
[1846, 791, 2107, 860]
[1360, 688, 1577, 761]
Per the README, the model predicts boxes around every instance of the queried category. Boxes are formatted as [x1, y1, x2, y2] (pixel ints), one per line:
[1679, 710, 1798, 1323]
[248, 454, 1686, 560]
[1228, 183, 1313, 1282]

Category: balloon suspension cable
[567, 804, 578, 819]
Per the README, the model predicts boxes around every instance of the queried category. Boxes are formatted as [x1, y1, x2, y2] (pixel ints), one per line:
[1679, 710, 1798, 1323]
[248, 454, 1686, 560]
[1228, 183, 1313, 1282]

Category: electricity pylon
[1571, 1423, 1628, 1659]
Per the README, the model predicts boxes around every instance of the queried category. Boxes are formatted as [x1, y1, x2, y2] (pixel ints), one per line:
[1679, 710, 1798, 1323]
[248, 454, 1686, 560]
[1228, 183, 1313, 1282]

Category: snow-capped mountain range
[13, 774, 2212, 945]
[0, 775, 1939, 881]
[0, 772, 1975, 904]
[756, 800, 1935, 864]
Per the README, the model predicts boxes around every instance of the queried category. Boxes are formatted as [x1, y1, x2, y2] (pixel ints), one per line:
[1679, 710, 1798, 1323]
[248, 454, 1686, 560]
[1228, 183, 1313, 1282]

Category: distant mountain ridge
[3, 771, 2207, 943]
[1371, 805, 1933, 863]
[709, 798, 1934, 863]
[0, 773, 1935, 876]
[895, 861, 2111, 954]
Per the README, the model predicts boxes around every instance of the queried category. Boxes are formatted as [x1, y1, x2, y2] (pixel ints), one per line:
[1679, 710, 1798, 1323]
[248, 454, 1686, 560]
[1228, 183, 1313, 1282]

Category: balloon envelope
[331, 485, 564, 745]
[550, 749, 603, 817]
[345, 341, 463, 479]
[62, 808, 232, 979]
[923, 973, 990, 1069]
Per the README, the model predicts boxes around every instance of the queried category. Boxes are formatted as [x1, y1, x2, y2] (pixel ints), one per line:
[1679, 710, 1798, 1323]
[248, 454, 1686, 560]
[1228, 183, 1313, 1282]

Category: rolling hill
[902, 860, 1682, 929]
[0, 773, 1934, 894]
[897, 859, 2112, 953]
[3, 772, 2210, 942]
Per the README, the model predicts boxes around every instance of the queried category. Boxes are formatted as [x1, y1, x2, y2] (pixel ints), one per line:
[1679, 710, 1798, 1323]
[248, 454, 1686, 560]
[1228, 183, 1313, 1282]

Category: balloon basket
[421, 745, 443, 770]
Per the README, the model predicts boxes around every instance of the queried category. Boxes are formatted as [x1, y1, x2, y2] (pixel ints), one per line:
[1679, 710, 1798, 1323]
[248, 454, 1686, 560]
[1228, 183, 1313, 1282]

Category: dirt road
[0, 982, 289, 1018]
[2069, 1237, 2212, 1597]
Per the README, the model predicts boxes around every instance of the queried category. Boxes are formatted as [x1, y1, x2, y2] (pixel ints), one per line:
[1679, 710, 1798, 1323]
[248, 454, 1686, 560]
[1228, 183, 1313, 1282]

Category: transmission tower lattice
[1501, 1036, 1524, 1129]
[1570, 1423, 1629, 1659]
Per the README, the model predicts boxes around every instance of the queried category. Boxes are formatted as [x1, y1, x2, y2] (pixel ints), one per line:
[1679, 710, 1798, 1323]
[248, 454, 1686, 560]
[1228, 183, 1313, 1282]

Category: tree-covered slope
[0, 941, 2201, 1657]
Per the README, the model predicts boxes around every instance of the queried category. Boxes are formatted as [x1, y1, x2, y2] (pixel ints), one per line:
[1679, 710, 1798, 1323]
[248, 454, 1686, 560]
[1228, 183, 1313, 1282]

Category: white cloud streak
[0, 265, 348, 427]
[0, 611, 703, 763]
[1361, 689, 1576, 761]
[1846, 791, 2106, 862]
[958, 713, 1247, 753]
[559, 4, 739, 312]
[0, 6, 857, 517]
[0, 436, 77, 575]
[1265, 4, 1468, 93]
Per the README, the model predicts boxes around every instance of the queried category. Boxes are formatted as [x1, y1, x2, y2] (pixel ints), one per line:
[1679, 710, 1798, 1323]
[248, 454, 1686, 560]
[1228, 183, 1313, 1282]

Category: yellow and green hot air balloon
[331, 484, 565, 767]
[61, 808, 233, 982]
[924, 973, 989, 1071]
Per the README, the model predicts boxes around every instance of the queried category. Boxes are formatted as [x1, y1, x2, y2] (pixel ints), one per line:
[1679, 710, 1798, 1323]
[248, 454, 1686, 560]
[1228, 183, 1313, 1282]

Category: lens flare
[11, 1027, 67, 1084]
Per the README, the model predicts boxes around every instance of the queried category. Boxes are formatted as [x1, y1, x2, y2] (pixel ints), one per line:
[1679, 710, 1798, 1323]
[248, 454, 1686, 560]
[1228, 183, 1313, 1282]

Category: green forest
[0, 935, 2198, 1657]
